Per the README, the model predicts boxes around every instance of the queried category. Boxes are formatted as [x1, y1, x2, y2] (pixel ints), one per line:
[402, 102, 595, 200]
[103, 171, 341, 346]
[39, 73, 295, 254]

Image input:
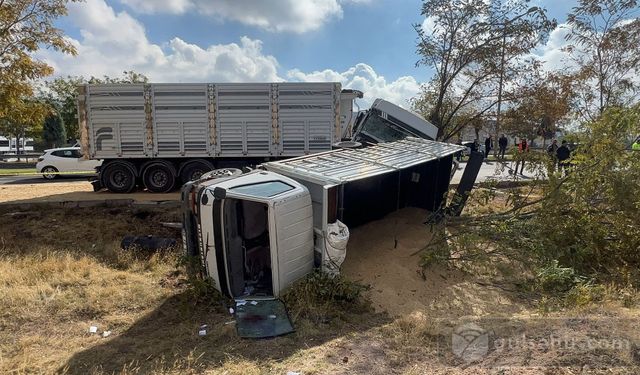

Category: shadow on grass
[59, 291, 390, 374]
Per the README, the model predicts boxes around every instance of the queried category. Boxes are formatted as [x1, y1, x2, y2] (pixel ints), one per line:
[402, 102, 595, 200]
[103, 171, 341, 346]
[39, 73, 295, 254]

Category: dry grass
[1, 205, 639, 374]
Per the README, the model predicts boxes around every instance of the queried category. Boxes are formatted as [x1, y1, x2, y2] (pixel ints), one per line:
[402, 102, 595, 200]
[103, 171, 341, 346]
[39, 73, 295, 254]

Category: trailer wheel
[101, 161, 137, 193]
[179, 159, 214, 183]
[142, 162, 176, 193]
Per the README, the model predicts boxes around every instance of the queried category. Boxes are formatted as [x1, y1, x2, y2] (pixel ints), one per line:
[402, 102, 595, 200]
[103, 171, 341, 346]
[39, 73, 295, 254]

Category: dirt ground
[1, 205, 639, 374]
[0, 181, 179, 204]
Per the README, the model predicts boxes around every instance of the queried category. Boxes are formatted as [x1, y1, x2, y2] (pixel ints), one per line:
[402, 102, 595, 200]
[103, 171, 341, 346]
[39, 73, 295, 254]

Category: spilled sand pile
[341, 208, 523, 318]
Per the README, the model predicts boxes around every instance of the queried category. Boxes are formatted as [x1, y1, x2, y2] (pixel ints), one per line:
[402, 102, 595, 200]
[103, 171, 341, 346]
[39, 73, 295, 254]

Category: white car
[36, 147, 102, 180]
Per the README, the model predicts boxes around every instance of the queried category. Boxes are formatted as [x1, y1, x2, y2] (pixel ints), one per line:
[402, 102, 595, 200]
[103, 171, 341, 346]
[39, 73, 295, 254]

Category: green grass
[0, 168, 37, 175]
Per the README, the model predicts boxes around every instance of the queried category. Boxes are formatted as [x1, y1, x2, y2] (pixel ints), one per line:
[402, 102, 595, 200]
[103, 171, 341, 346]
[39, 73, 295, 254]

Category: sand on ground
[0, 180, 179, 204]
[342, 208, 525, 319]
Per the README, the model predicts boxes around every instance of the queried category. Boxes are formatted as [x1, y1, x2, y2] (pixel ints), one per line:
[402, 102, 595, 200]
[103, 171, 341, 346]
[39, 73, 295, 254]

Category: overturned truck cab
[182, 137, 465, 302]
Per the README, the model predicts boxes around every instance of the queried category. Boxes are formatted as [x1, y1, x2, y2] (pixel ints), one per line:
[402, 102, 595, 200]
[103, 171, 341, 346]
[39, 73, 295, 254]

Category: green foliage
[282, 270, 369, 323]
[41, 72, 149, 139]
[178, 255, 226, 307]
[42, 111, 66, 148]
[535, 260, 586, 293]
[0, 0, 77, 123]
[434, 105, 640, 307]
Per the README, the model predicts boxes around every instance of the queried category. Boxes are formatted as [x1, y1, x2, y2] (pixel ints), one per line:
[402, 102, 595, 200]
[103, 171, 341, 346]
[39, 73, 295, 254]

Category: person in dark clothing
[471, 139, 479, 153]
[514, 138, 529, 175]
[484, 136, 493, 158]
[498, 134, 508, 159]
[556, 140, 571, 174]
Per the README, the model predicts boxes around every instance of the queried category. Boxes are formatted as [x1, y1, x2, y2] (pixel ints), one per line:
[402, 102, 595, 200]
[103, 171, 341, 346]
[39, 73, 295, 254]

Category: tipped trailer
[79, 82, 438, 193]
[181, 137, 463, 337]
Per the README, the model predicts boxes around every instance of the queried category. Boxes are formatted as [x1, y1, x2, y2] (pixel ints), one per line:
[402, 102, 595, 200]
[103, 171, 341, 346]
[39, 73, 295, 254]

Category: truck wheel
[142, 162, 176, 193]
[179, 160, 214, 183]
[101, 161, 137, 193]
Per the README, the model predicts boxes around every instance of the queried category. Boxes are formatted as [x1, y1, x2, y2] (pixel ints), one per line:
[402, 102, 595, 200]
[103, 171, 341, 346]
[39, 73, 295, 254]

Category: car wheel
[42, 166, 58, 180]
[101, 161, 137, 193]
[142, 162, 176, 193]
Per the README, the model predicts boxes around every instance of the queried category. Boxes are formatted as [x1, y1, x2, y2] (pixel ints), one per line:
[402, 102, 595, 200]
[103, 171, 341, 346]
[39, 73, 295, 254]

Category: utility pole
[494, 23, 507, 157]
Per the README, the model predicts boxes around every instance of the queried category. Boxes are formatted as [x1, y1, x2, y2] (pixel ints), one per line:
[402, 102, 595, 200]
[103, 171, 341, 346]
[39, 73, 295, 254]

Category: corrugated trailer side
[79, 82, 345, 194]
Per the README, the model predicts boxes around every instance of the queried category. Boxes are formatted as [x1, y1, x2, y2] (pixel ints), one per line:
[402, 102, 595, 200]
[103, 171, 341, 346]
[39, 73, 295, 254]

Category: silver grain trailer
[79, 82, 439, 193]
[79, 82, 361, 193]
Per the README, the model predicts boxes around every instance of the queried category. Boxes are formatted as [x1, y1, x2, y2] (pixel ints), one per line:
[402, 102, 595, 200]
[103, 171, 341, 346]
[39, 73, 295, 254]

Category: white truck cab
[184, 170, 313, 300]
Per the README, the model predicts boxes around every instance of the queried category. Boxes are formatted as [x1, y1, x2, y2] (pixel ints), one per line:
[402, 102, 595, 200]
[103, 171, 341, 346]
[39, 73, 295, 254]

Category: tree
[42, 110, 66, 148]
[0, 98, 49, 154]
[43, 75, 85, 140]
[414, 0, 555, 141]
[0, 0, 77, 116]
[502, 71, 574, 142]
[42, 71, 149, 140]
[566, 0, 640, 120]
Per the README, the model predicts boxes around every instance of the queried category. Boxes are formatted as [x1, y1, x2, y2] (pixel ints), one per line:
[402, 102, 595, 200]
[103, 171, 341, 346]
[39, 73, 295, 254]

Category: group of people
[461, 134, 572, 175]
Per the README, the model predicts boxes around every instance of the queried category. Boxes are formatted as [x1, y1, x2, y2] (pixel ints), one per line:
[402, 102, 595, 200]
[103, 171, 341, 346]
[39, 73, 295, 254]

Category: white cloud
[118, 0, 368, 33]
[38, 0, 417, 108]
[532, 23, 575, 72]
[287, 63, 421, 108]
[38, 0, 281, 82]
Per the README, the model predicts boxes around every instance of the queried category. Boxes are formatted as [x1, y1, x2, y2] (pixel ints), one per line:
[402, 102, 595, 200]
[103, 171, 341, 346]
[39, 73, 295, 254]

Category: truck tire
[142, 161, 177, 193]
[179, 159, 214, 183]
[101, 161, 137, 193]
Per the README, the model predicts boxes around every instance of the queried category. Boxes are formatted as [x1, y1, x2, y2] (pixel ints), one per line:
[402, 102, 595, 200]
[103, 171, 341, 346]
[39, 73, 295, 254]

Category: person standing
[556, 140, 571, 175]
[498, 134, 508, 159]
[484, 136, 493, 159]
[514, 138, 529, 175]
[547, 139, 558, 170]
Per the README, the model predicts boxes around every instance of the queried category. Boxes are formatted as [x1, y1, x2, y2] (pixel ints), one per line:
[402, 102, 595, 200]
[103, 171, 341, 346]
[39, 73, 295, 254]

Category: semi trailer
[78, 82, 438, 193]
[181, 137, 463, 337]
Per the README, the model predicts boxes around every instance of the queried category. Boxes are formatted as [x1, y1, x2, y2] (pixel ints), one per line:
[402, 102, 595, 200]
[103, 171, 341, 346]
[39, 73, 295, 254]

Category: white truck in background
[181, 137, 463, 338]
[78, 82, 438, 193]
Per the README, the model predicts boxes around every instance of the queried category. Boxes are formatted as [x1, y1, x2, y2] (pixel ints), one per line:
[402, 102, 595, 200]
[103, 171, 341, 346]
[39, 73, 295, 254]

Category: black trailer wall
[339, 155, 454, 228]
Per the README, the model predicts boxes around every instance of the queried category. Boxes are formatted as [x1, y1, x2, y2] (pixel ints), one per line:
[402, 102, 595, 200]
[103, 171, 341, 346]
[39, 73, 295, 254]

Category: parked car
[36, 147, 102, 180]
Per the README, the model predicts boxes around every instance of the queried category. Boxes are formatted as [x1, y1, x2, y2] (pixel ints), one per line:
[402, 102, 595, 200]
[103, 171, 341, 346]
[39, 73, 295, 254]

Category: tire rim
[110, 170, 129, 188]
[190, 169, 204, 181]
[43, 168, 56, 179]
[151, 169, 168, 188]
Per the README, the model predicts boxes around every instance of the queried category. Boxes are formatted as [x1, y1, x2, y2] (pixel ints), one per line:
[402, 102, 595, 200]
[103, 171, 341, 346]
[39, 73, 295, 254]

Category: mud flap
[234, 299, 294, 338]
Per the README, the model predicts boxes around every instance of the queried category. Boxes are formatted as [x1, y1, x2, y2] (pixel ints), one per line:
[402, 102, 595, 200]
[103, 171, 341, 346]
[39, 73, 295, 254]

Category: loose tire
[41, 166, 58, 180]
[142, 162, 176, 193]
[179, 160, 214, 183]
[101, 161, 137, 193]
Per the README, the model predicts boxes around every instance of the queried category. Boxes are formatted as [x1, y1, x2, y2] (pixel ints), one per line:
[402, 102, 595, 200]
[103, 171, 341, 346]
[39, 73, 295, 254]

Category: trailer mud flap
[234, 299, 294, 338]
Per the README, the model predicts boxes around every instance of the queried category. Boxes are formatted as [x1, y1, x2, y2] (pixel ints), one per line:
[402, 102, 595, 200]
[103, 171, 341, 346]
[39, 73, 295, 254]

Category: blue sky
[41, 0, 579, 107]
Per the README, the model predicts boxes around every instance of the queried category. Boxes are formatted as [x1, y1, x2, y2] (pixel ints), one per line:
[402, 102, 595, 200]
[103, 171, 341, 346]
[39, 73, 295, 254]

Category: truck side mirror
[213, 187, 227, 199]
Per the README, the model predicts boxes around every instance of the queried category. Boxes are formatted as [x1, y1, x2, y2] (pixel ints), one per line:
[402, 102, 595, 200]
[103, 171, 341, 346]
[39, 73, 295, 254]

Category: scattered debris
[286, 372, 301, 375]
[198, 324, 207, 336]
[101, 330, 111, 338]
[250, 301, 258, 306]
[228, 307, 234, 314]
[88, 326, 98, 333]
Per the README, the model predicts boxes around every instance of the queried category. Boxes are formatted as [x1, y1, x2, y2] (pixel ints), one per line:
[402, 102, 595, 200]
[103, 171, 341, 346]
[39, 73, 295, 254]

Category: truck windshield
[357, 112, 415, 142]
[230, 181, 294, 198]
